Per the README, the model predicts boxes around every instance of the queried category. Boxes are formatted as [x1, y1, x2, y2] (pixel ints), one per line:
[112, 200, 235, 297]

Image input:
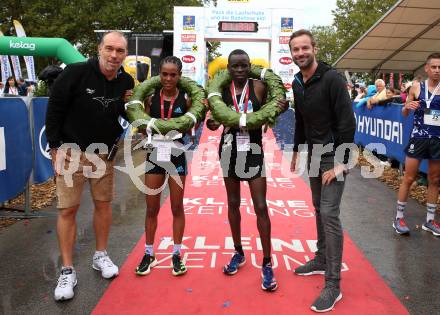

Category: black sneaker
[311, 286, 342, 313]
[135, 254, 157, 276]
[172, 254, 187, 276]
[294, 259, 326, 276]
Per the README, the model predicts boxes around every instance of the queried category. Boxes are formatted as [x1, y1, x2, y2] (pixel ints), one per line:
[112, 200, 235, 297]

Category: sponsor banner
[1, 28, 22, 80]
[0, 31, 13, 83]
[0, 98, 32, 202]
[182, 55, 195, 63]
[353, 102, 427, 173]
[173, 7, 303, 89]
[279, 36, 290, 45]
[270, 9, 301, 100]
[0, 55, 13, 84]
[174, 7, 206, 86]
[279, 56, 292, 65]
[13, 20, 37, 82]
[181, 34, 196, 42]
[9, 55, 22, 80]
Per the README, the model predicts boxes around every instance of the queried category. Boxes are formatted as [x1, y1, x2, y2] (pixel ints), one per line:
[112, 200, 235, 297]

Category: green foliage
[0, 0, 202, 74]
[310, 25, 340, 65]
[207, 41, 222, 63]
[34, 80, 48, 96]
[208, 65, 286, 129]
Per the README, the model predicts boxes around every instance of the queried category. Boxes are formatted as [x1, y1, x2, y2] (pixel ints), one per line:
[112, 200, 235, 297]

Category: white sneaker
[92, 251, 119, 279]
[54, 267, 77, 301]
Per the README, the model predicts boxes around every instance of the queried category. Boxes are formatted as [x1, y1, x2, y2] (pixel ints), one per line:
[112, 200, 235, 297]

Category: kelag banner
[0, 98, 33, 202]
[31, 98, 53, 183]
[353, 102, 428, 173]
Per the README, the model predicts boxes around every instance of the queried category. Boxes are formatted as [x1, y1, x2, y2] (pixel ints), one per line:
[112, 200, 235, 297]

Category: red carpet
[93, 127, 409, 315]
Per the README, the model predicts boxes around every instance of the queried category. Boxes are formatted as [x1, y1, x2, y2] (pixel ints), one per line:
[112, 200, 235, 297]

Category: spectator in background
[39, 65, 64, 96]
[355, 84, 376, 108]
[3, 76, 19, 96]
[376, 87, 404, 105]
[0, 82, 4, 96]
[354, 85, 366, 102]
[400, 82, 411, 103]
[17, 78, 29, 96]
[367, 79, 387, 109]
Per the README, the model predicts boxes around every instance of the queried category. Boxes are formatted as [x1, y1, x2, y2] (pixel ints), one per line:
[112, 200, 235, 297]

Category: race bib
[157, 142, 172, 162]
[236, 131, 250, 152]
[424, 108, 440, 126]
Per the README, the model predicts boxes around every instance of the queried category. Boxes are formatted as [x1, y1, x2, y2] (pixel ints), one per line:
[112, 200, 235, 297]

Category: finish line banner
[353, 102, 427, 173]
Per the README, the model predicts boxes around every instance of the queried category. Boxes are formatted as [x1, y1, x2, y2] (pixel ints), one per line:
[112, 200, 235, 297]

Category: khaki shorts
[55, 150, 114, 209]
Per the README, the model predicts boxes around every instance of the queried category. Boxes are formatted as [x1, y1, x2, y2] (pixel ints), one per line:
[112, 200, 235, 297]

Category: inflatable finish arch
[0, 36, 86, 65]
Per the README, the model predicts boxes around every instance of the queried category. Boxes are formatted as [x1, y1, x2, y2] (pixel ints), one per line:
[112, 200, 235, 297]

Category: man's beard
[295, 55, 315, 70]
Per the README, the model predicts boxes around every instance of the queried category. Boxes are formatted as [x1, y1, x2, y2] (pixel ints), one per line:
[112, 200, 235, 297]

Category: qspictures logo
[9, 40, 36, 51]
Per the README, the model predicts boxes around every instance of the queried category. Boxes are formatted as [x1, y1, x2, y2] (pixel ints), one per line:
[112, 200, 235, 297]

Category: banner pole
[25, 95, 34, 216]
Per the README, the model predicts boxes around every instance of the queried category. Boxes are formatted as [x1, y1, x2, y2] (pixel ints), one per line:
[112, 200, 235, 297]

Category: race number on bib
[157, 142, 172, 162]
[424, 109, 440, 126]
[236, 132, 250, 152]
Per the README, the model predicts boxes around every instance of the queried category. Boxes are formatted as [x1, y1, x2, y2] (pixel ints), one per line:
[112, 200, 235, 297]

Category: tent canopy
[333, 0, 440, 74]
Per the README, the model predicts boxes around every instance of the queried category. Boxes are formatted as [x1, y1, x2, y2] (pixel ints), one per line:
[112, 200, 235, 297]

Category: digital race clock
[218, 21, 259, 33]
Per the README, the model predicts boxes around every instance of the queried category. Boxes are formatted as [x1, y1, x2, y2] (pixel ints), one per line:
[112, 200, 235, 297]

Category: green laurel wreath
[125, 76, 206, 133]
[207, 65, 286, 129]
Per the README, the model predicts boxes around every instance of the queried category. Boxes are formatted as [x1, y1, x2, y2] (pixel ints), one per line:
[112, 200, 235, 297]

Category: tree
[0, 0, 202, 74]
[310, 25, 340, 65]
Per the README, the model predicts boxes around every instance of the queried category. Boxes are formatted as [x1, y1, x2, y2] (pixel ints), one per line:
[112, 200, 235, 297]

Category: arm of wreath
[207, 65, 286, 130]
[124, 76, 207, 133]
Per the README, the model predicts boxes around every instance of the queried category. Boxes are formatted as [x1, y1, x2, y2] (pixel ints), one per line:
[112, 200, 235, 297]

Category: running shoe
[92, 251, 119, 278]
[172, 254, 187, 276]
[422, 220, 440, 236]
[393, 218, 410, 235]
[223, 252, 246, 275]
[54, 267, 77, 301]
[135, 253, 158, 276]
[261, 264, 278, 291]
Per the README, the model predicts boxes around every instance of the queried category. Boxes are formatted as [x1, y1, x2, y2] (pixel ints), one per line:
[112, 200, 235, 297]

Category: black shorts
[405, 137, 440, 160]
[145, 148, 187, 176]
[219, 145, 265, 181]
